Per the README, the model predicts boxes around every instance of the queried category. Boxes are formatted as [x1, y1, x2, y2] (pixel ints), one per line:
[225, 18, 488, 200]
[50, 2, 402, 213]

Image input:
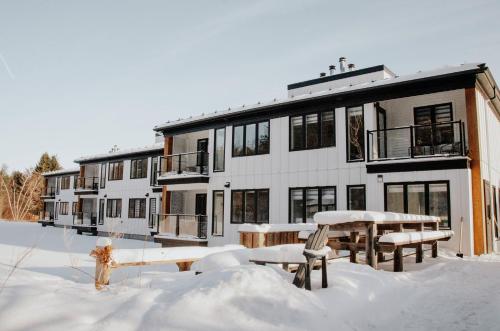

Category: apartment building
[40, 168, 79, 227]
[152, 59, 500, 256]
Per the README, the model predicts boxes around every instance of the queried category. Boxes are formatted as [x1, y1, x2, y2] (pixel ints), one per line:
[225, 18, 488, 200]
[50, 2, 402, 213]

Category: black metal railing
[151, 214, 207, 239]
[76, 177, 99, 191]
[43, 187, 56, 197]
[158, 151, 209, 177]
[73, 212, 97, 226]
[367, 120, 466, 162]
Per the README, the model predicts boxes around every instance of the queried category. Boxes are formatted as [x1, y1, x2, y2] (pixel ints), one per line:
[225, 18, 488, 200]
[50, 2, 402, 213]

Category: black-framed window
[60, 202, 69, 215]
[150, 157, 159, 186]
[55, 202, 59, 219]
[290, 109, 335, 151]
[100, 163, 106, 189]
[212, 190, 224, 236]
[130, 158, 148, 179]
[61, 176, 70, 190]
[108, 161, 123, 181]
[214, 127, 226, 172]
[73, 175, 78, 189]
[106, 199, 122, 218]
[289, 186, 336, 223]
[149, 198, 157, 227]
[128, 198, 146, 218]
[72, 202, 77, 215]
[414, 103, 454, 147]
[346, 105, 365, 162]
[55, 177, 60, 195]
[231, 189, 269, 223]
[385, 181, 450, 229]
[347, 185, 366, 210]
[98, 199, 105, 225]
[232, 121, 270, 157]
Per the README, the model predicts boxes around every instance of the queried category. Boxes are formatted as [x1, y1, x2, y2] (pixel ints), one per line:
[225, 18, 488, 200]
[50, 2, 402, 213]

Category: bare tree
[0, 168, 43, 221]
[348, 113, 364, 160]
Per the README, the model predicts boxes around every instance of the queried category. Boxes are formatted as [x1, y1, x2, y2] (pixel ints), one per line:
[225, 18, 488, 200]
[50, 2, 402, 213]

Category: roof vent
[329, 65, 336, 75]
[348, 63, 355, 71]
[339, 57, 347, 73]
[320, 72, 326, 77]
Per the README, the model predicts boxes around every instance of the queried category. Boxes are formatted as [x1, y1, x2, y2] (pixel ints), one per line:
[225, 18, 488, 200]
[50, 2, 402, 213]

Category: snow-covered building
[41, 168, 80, 227]
[152, 59, 500, 256]
[71, 143, 164, 239]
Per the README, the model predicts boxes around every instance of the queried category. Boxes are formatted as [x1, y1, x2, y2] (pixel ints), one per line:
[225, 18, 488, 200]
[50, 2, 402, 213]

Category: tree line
[0, 153, 61, 221]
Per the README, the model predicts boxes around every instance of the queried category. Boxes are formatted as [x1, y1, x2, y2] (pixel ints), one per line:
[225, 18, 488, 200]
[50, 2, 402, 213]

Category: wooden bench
[377, 230, 454, 272]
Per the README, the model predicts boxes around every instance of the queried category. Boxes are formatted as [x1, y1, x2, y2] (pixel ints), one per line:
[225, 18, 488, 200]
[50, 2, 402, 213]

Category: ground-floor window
[128, 199, 146, 218]
[148, 198, 157, 228]
[385, 181, 450, 229]
[98, 199, 105, 225]
[212, 191, 224, 235]
[55, 202, 59, 219]
[60, 202, 69, 215]
[106, 199, 122, 218]
[231, 189, 269, 224]
[347, 185, 366, 210]
[72, 202, 77, 215]
[289, 186, 336, 223]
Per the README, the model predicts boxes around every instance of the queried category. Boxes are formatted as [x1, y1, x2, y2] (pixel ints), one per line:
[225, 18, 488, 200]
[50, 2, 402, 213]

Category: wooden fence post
[91, 238, 113, 290]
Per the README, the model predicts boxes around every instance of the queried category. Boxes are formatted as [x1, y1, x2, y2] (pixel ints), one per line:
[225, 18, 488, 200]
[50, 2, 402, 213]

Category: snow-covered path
[0, 221, 498, 331]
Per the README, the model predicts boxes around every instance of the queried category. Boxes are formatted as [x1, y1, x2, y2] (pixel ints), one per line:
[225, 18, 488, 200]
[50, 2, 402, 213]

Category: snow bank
[238, 223, 317, 233]
[379, 230, 454, 245]
[191, 249, 251, 273]
[314, 210, 440, 225]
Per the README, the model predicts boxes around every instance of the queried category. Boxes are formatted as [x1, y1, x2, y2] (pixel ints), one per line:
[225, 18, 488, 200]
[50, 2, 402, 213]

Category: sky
[0, 0, 499, 171]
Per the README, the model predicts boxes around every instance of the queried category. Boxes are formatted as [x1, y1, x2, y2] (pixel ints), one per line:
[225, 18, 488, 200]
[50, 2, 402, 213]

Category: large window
[98, 199, 105, 225]
[289, 187, 336, 223]
[212, 191, 224, 236]
[149, 198, 157, 228]
[150, 157, 159, 186]
[231, 189, 269, 223]
[290, 110, 335, 151]
[72, 202, 77, 215]
[414, 103, 454, 149]
[347, 185, 366, 210]
[61, 176, 71, 190]
[100, 163, 106, 188]
[232, 121, 270, 157]
[346, 106, 365, 161]
[214, 128, 226, 172]
[60, 202, 69, 215]
[108, 161, 123, 181]
[128, 199, 146, 218]
[130, 158, 148, 179]
[106, 199, 122, 218]
[385, 181, 450, 229]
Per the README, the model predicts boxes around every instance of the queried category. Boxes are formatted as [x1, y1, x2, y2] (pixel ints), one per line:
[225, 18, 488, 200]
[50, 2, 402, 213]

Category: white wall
[53, 175, 78, 227]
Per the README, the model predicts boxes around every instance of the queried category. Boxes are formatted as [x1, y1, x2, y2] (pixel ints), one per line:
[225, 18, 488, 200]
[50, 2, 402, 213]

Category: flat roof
[42, 168, 80, 177]
[75, 142, 164, 164]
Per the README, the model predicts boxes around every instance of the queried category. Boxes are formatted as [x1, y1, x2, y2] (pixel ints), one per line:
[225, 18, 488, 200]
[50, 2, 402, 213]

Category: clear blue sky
[1, 0, 499, 170]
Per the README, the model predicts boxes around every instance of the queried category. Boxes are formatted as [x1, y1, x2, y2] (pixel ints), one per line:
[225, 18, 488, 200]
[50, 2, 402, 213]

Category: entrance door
[195, 194, 207, 215]
[376, 106, 387, 158]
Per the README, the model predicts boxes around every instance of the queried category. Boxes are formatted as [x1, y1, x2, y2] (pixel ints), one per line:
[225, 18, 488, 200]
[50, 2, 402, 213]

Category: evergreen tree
[34, 153, 61, 173]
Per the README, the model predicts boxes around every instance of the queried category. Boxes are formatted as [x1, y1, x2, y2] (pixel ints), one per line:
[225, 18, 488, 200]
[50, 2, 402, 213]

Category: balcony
[156, 151, 209, 185]
[73, 212, 98, 235]
[150, 214, 208, 240]
[75, 177, 99, 195]
[41, 187, 56, 198]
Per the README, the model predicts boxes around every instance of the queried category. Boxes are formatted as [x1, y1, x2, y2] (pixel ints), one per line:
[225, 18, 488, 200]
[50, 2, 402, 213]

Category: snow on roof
[42, 168, 80, 177]
[154, 63, 483, 132]
[314, 210, 440, 225]
[74, 142, 164, 163]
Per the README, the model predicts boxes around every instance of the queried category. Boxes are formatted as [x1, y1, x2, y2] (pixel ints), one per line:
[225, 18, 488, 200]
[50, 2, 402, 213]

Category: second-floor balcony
[157, 151, 209, 185]
[150, 213, 208, 240]
[41, 187, 56, 198]
[367, 121, 467, 162]
[75, 176, 99, 194]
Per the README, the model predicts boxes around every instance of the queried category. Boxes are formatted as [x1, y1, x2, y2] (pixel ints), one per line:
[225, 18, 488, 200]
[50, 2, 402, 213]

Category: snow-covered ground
[0, 221, 499, 331]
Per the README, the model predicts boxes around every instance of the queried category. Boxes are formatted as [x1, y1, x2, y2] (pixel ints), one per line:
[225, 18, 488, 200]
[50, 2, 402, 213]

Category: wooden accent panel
[161, 136, 174, 214]
[465, 87, 485, 255]
[239, 231, 300, 248]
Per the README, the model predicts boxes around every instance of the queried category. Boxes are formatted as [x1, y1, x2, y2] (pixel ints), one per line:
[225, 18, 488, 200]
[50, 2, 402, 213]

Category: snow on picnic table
[0, 220, 499, 331]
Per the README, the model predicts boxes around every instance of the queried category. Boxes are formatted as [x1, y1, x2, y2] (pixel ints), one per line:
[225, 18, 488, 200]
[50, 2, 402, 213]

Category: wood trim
[465, 87, 485, 255]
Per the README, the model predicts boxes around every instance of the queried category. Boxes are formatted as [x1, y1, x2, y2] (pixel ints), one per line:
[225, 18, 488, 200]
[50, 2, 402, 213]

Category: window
[106, 199, 122, 218]
[493, 187, 498, 239]
[289, 187, 336, 223]
[150, 157, 159, 186]
[232, 121, 270, 157]
[108, 161, 123, 181]
[60, 202, 69, 215]
[73, 175, 78, 189]
[231, 189, 269, 223]
[72, 202, 77, 215]
[98, 199, 105, 225]
[214, 128, 226, 172]
[130, 158, 148, 179]
[148, 198, 157, 228]
[290, 110, 335, 151]
[55, 202, 59, 219]
[385, 181, 450, 229]
[61, 176, 70, 190]
[346, 106, 365, 161]
[128, 199, 146, 218]
[100, 163, 106, 188]
[347, 185, 366, 210]
[212, 191, 224, 236]
[55, 177, 60, 195]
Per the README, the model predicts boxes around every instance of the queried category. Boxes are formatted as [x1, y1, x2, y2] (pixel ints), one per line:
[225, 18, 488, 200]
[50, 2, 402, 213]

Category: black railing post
[175, 215, 180, 236]
[177, 155, 182, 174]
[409, 125, 415, 158]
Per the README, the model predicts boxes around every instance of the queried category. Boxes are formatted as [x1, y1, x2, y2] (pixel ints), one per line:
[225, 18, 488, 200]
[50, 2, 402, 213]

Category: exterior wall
[53, 175, 78, 227]
[172, 131, 209, 154]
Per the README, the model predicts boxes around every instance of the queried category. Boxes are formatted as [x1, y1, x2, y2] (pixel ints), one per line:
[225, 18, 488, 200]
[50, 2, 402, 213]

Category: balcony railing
[73, 212, 97, 226]
[76, 177, 99, 191]
[159, 151, 209, 177]
[151, 214, 207, 239]
[367, 120, 467, 162]
[40, 211, 54, 221]
[43, 187, 56, 197]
